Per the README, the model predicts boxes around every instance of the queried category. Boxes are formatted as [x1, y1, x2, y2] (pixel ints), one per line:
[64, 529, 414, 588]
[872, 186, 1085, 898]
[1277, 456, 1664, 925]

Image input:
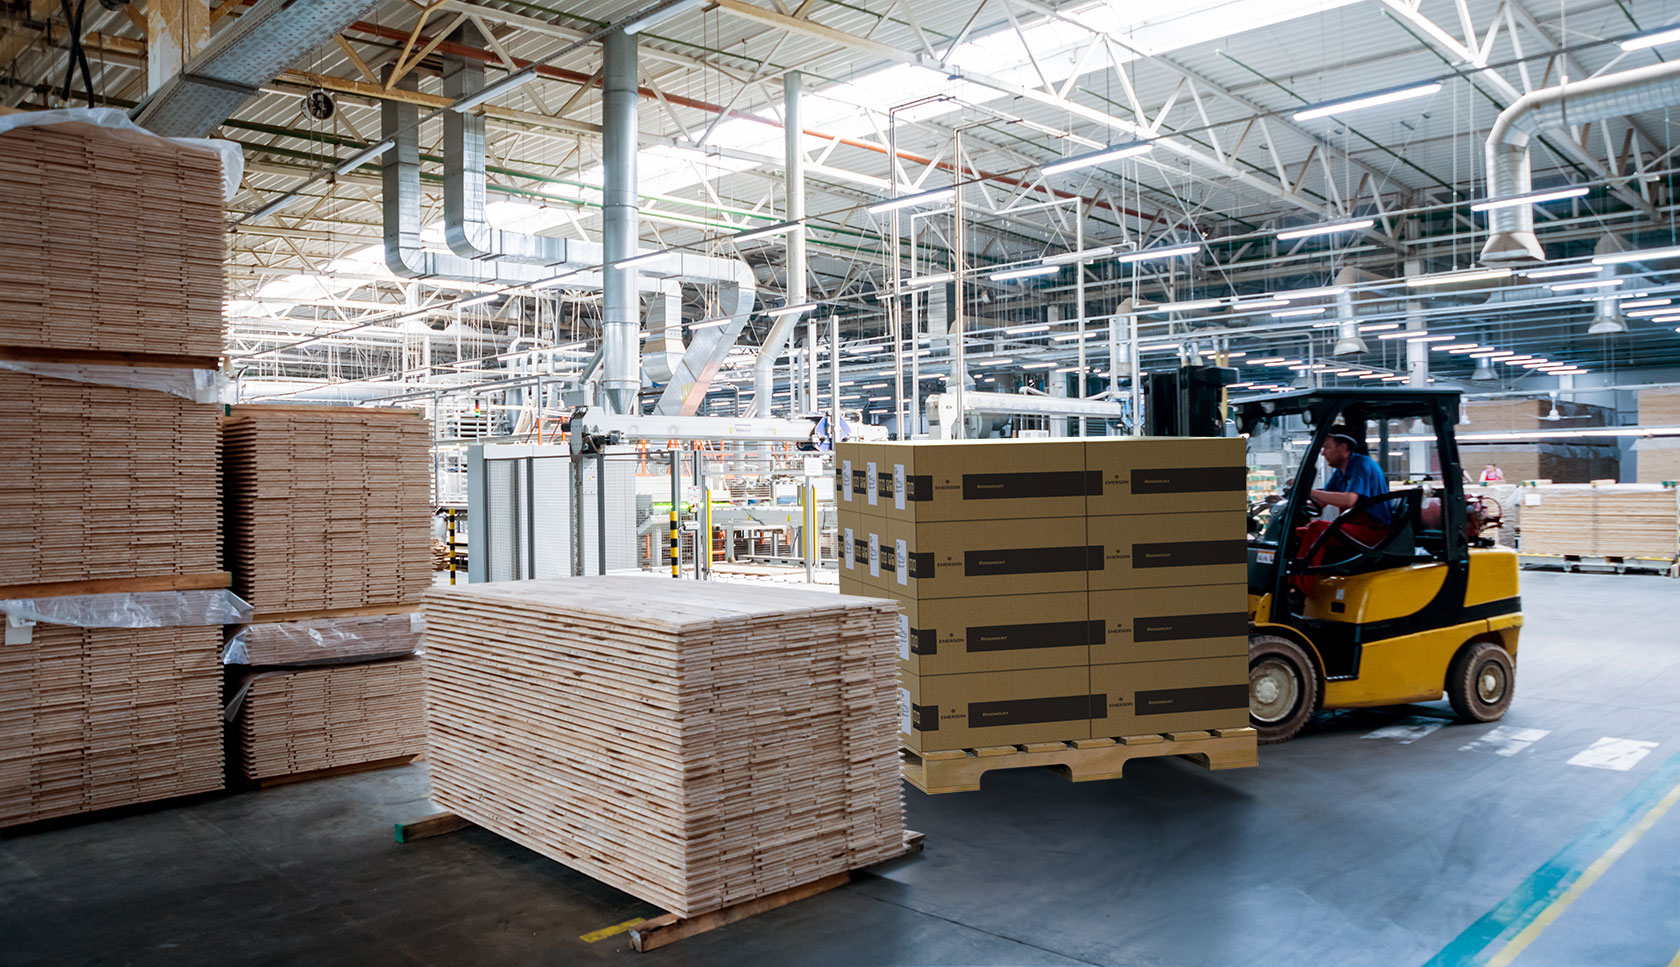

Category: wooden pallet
[392, 813, 923, 951]
[902, 728, 1259, 795]
[241, 754, 421, 789]
[1518, 553, 1679, 577]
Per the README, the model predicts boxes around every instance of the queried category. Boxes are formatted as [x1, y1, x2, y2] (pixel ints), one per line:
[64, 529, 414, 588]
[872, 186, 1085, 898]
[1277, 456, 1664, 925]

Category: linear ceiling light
[531, 268, 592, 289]
[1149, 298, 1226, 313]
[1621, 297, 1673, 309]
[1522, 265, 1602, 279]
[1470, 350, 1517, 358]
[1275, 219, 1374, 240]
[1470, 186, 1589, 211]
[867, 186, 955, 215]
[1005, 323, 1051, 334]
[334, 138, 395, 175]
[1360, 323, 1401, 332]
[989, 265, 1060, 282]
[1114, 243, 1201, 264]
[1293, 82, 1443, 121]
[458, 293, 499, 307]
[1621, 25, 1680, 50]
[1272, 307, 1326, 318]
[1448, 345, 1486, 354]
[1290, 286, 1349, 298]
[1433, 342, 1478, 351]
[450, 69, 540, 113]
[1042, 141, 1153, 176]
[1548, 278, 1623, 291]
[1626, 306, 1680, 317]
[1519, 360, 1553, 368]
[732, 219, 802, 243]
[1593, 244, 1680, 265]
[1040, 246, 1116, 265]
[617, 250, 670, 268]
[622, 0, 704, 35]
[905, 272, 955, 289]
[1232, 298, 1291, 311]
[1407, 334, 1456, 342]
[1408, 268, 1511, 286]
[1377, 329, 1425, 340]
[766, 302, 818, 318]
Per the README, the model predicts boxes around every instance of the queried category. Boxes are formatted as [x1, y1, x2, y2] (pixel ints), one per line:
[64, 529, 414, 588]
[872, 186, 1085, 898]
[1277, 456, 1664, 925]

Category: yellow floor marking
[1487, 776, 1680, 967]
[1667, 944, 1680, 967]
[579, 917, 646, 943]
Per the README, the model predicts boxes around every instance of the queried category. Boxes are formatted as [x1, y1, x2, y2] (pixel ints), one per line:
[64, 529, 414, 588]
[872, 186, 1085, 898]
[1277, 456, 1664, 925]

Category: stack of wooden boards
[1460, 398, 1618, 484]
[835, 438, 1251, 756]
[221, 405, 433, 784]
[1518, 484, 1680, 562]
[1635, 389, 1680, 484]
[0, 120, 227, 827]
[422, 576, 906, 918]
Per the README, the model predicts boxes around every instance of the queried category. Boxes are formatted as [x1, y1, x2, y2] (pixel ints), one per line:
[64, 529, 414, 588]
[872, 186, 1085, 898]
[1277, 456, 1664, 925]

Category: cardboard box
[834, 442, 883, 517]
[891, 516, 1096, 598]
[900, 666, 1093, 752]
[1087, 512, 1247, 590]
[1088, 586, 1249, 664]
[874, 439, 1089, 523]
[835, 508, 873, 589]
[889, 590, 1091, 675]
[1090, 658, 1250, 736]
[1085, 437, 1248, 517]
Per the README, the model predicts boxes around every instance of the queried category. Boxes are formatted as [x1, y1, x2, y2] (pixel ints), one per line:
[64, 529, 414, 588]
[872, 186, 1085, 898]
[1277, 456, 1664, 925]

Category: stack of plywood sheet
[221, 405, 432, 616]
[228, 659, 426, 783]
[421, 576, 906, 918]
[0, 625, 224, 826]
[1634, 440, 1680, 485]
[0, 121, 224, 359]
[226, 612, 424, 667]
[1519, 485, 1680, 561]
[1639, 389, 1680, 426]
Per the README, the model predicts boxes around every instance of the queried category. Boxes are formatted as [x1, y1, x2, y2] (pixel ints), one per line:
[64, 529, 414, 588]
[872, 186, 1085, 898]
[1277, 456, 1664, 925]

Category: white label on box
[898, 687, 913, 735]
[898, 613, 910, 660]
[894, 463, 906, 510]
[842, 459, 853, 500]
[866, 461, 879, 505]
[896, 539, 908, 585]
[843, 527, 854, 568]
[869, 533, 880, 577]
[1525, 493, 1543, 506]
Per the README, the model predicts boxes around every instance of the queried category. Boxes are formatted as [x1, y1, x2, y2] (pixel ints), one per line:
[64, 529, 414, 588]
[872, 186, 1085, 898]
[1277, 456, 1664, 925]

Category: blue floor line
[1422, 747, 1680, 967]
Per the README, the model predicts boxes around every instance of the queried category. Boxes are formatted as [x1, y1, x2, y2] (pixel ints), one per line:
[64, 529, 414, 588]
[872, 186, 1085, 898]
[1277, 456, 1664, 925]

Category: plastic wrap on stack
[224, 612, 424, 667]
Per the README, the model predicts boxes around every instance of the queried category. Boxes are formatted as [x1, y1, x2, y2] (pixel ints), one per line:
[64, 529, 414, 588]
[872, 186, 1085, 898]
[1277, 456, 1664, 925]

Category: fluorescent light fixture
[1224, 351, 1248, 358]
[1290, 286, 1349, 298]
[1138, 343, 1182, 353]
[1621, 25, 1680, 51]
[732, 219, 801, 243]
[1360, 323, 1401, 332]
[867, 186, 955, 215]
[1272, 307, 1327, 318]
[1521, 265, 1602, 279]
[1470, 186, 1589, 211]
[1650, 313, 1680, 324]
[450, 69, 540, 113]
[1448, 345, 1485, 354]
[1275, 219, 1374, 240]
[1149, 298, 1225, 313]
[618, 249, 670, 268]
[1378, 329, 1424, 340]
[531, 268, 591, 289]
[859, 382, 889, 389]
[1381, 375, 1410, 382]
[1293, 82, 1443, 122]
[905, 272, 955, 289]
[1519, 360, 1553, 369]
[1358, 373, 1389, 379]
[1341, 370, 1373, 377]
[989, 264, 1060, 282]
[1050, 331, 1102, 341]
[1470, 350, 1517, 358]
[1501, 355, 1538, 363]
[459, 293, 499, 307]
[1593, 244, 1680, 265]
[1549, 367, 1587, 374]
[1231, 298, 1291, 311]
[1005, 323, 1052, 334]
[1114, 243, 1201, 264]
[689, 318, 730, 331]
[1313, 322, 1338, 329]
[1406, 333, 1455, 342]
[766, 302, 818, 318]
[1055, 366, 1081, 373]
[1408, 268, 1511, 287]
[1621, 298, 1673, 309]
[1042, 140, 1153, 176]
[1626, 306, 1680, 318]
[334, 138, 394, 175]
[1433, 342, 1477, 351]
[1023, 362, 1057, 369]
[1548, 278, 1623, 291]
[972, 356, 1012, 365]
[1247, 357, 1286, 365]
[622, 0, 704, 35]
[1040, 246, 1116, 265]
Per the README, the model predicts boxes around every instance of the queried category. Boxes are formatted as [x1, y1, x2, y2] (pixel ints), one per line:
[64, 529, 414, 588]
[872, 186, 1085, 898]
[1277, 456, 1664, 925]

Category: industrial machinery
[1236, 388, 1523, 743]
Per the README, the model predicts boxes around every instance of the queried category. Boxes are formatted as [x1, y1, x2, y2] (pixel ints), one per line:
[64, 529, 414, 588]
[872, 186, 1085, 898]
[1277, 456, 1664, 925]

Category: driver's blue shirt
[1326, 451, 1391, 524]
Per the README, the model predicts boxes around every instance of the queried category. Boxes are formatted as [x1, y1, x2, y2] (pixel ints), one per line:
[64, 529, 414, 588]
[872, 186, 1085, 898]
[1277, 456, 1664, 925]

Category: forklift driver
[1292, 426, 1392, 593]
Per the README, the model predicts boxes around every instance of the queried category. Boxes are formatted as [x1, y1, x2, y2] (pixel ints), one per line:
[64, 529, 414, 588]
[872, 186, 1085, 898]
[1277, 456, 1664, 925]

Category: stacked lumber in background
[1635, 390, 1680, 484]
[422, 576, 906, 918]
[0, 119, 228, 827]
[1639, 388, 1680, 426]
[1461, 398, 1620, 483]
[1518, 484, 1680, 561]
[222, 405, 433, 784]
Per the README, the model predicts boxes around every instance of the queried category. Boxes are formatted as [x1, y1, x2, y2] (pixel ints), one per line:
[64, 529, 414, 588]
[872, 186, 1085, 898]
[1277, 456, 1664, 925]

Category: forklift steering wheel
[1298, 490, 1422, 574]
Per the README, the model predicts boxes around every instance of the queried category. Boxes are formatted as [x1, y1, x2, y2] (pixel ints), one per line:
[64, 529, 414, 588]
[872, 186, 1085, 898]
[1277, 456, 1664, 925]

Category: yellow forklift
[1234, 388, 1523, 743]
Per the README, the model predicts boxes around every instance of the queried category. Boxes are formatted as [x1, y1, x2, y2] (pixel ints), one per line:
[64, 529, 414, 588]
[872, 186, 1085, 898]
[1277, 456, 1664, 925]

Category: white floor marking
[1459, 725, 1551, 757]
[1566, 737, 1659, 772]
[1361, 716, 1447, 744]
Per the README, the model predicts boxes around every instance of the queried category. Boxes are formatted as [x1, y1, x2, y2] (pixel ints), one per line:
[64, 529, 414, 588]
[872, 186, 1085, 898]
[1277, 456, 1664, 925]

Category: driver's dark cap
[1325, 426, 1360, 447]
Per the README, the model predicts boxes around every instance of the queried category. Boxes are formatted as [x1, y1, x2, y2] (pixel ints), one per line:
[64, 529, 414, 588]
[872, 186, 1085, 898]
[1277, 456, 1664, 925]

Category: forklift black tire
[1446, 640, 1515, 723]
[1249, 635, 1318, 744]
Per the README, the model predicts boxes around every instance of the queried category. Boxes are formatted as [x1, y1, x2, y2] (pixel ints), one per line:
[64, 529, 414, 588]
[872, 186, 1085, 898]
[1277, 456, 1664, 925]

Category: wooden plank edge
[245, 754, 420, 790]
[395, 811, 473, 844]
[0, 571, 231, 599]
[0, 345, 222, 370]
[248, 603, 424, 624]
[628, 872, 852, 952]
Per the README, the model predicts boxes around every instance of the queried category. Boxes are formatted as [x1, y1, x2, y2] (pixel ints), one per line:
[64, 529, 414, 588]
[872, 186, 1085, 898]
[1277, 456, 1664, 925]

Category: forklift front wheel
[1446, 640, 1515, 723]
[1249, 635, 1319, 744]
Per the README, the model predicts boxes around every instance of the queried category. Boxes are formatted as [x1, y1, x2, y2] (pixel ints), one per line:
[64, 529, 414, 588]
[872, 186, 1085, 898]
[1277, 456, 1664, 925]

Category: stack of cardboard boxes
[836, 437, 1251, 755]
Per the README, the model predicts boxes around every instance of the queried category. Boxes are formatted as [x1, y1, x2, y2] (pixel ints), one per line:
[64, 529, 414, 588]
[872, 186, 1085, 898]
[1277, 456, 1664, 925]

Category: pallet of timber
[227, 658, 426, 783]
[1634, 439, 1680, 485]
[1639, 389, 1680, 426]
[901, 729, 1259, 795]
[0, 624, 224, 827]
[224, 612, 423, 667]
[1518, 485, 1680, 561]
[0, 120, 224, 358]
[0, 371, 220, 587]
[221, 405, 432, 614]
[422, 576, 906, 919]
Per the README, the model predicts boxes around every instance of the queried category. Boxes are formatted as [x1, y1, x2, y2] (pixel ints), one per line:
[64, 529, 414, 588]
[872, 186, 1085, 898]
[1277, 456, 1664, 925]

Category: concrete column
[147, 0, 210, 96]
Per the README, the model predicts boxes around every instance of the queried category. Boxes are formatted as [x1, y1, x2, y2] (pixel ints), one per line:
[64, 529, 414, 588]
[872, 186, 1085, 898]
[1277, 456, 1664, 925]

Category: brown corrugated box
[900, 666, 1093, 752]
[1087, 511, 1247, 590]
[1088, 586, 1248, 664]
[834, 442, 881, 517]
[873, 439, 1089, 523]
[885, 589, 1090, 675]
[1084, 437, 1249, 516]
[1090, 658, 1249, 735]
[891, 515, 1095, 598]
[835, 506, 879, 590]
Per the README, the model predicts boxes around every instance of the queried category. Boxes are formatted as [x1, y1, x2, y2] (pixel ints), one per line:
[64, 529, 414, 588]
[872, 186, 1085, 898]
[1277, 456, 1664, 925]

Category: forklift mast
[1144, 365, 1239, 437]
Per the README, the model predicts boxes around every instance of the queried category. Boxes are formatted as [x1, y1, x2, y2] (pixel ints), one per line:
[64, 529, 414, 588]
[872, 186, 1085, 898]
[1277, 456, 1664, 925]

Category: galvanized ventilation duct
[133, 0, 385, 138]
[1482, 59, 1680, 263]
[1330, 267, 1383, 355]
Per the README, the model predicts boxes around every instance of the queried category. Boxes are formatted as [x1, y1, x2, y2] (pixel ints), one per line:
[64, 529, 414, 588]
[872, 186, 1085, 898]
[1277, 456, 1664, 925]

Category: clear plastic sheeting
[1, 590, 252, 629]
[0, 359, 227, 403]
[0, 107, 244, 200]
[223, 612, 425, 667]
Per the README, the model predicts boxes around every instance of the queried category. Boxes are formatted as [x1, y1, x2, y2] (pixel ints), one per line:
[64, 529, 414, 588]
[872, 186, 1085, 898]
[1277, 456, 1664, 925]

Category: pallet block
[901, 728, 1259, 795]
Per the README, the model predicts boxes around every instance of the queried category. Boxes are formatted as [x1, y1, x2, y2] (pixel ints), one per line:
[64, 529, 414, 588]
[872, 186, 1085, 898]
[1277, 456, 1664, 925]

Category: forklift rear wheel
[1249, 635, 1318, 744]
[1446, 640, 1515, 722]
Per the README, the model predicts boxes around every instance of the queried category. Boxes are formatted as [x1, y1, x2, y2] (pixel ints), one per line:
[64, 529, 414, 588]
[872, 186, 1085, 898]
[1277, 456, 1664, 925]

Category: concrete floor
[3, 570, 1678, 966]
